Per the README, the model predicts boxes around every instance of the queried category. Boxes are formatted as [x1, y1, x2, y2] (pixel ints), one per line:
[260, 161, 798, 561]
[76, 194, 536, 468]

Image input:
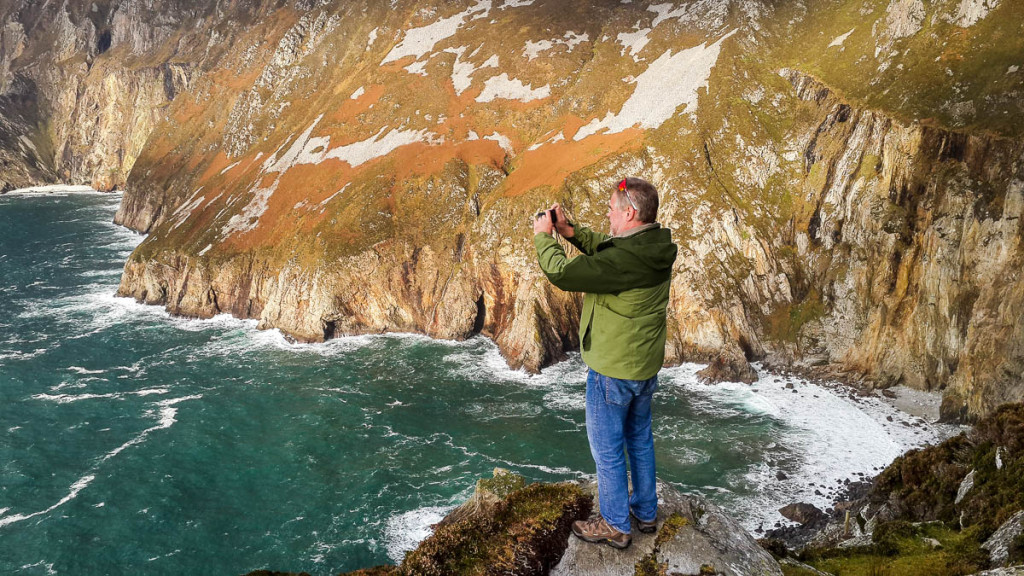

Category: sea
[0, 189, 959, 575]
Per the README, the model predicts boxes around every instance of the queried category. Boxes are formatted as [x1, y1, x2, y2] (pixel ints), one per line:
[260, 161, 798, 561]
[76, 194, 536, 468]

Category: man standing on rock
[532, 177, 678, 549]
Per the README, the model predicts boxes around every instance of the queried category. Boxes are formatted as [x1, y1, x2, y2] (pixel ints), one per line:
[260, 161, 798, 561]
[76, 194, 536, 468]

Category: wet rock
[696, 353, 758, 385]
[776, 471, 788, 481]
[778, 503, 824, 526]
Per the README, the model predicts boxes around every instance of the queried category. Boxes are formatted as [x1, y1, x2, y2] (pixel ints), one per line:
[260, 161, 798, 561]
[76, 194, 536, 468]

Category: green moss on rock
[399, 479, 591, 576]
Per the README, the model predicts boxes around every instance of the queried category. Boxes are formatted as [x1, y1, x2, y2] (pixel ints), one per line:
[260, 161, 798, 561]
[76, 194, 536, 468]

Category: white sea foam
[100, 395, 201, 462]
[0, 474, 95, 528]
[383, 505, 454, 562]
[659, 363, 962, 532]
[69, 366, 106, 375]
[5, 184, 97, 195]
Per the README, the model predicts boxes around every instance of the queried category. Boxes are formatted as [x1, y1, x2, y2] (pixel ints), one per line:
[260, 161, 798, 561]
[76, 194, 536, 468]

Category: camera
[535, 209, 557, 223]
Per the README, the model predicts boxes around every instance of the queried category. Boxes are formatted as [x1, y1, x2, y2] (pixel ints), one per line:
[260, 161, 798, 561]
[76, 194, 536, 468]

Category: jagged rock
[433, 467, 524, 529]
[697, 353, 759, 385]
[983, 510, 1024, 568]
[969, 568, 1024, 576]
[397, 471, 591, 576]
[957, 469, 977, 505]
[778, 558, 833, 576]
[779, 503, 825, 527]
[551, 481, 782, 576]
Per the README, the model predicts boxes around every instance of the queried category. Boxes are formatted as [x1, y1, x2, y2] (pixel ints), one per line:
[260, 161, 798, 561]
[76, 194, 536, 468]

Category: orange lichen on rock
[502, 128, 644, 196]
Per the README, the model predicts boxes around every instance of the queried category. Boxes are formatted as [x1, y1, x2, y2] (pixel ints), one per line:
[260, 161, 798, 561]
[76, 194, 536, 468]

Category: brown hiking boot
[571, 516, 632, 549]
[631, 512, 658, 534]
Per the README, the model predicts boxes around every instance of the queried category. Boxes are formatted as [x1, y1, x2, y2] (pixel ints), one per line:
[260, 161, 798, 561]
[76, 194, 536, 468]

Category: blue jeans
[585, 368, 658, 534]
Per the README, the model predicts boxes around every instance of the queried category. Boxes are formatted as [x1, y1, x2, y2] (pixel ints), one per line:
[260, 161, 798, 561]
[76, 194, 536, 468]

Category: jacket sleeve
[564, 225, 609, 256]
[534, 233, 655, 294]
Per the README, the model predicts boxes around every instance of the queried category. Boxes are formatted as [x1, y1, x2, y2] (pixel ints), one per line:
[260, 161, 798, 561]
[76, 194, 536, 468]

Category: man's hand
[552, 203, 574, 238]
[533, 210, 554, 235]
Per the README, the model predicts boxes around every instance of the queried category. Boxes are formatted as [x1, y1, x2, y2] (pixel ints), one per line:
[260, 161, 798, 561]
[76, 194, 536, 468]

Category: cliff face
[0, 0, 285, 190]
[7, 0, 1022, 419]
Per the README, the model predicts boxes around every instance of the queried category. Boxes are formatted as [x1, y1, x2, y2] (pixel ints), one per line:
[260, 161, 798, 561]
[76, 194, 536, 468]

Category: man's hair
[614, 177, 659, 223]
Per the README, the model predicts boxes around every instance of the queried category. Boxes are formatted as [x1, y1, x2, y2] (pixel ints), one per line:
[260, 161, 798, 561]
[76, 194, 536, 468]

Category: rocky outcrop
[765, 403, 1024, 574]
[256, 471, 780, 576]
[983, 510, 1024, 568]
[552, 481, 782, 576]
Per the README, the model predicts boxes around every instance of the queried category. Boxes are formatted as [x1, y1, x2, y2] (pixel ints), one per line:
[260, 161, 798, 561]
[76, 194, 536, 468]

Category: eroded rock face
[0, 0, 280, 190]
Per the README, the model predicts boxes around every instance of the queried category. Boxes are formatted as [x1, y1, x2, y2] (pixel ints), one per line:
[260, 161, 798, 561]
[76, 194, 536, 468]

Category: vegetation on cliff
[769, 402, 1024, 576]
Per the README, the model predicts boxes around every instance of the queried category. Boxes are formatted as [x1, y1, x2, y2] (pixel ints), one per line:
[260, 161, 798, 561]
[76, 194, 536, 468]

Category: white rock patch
[381, 0, 491, 64]
[350, 86, 365, 99]
[883, 0, 925, 41]
[828, 28, 855, 48]
[523, 39, 553, 60]
[483, 132, 513, 154]
[476, 73, 550, 103]
[445, 47, 497, 95]
[617, 28, 652, 59]
[219, 161, 241, 175]
[324, 128, 442, 167]
[522, 31, 588, 60]
[404, 60, 428, 76]
[575, 30, 736, 141]
[366, 27, 378, 50]
[648, 3, 688, 27]
[948, 0, 999, 27]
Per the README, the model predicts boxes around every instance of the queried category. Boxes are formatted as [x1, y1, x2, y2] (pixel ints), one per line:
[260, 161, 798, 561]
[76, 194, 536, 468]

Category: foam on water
[0, 475, 96, 528]
[383, 505, 454, 562]
[660, 363, 961, 531]
[100, 395, 201, 462]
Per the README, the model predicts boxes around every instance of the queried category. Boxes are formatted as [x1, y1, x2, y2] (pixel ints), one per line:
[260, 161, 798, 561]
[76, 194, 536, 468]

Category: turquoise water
[0, 192, 951, 575]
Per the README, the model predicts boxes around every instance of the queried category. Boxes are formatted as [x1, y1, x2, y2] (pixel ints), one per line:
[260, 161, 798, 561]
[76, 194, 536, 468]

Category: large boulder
[551, 481, 782, 576]
[983, 510, 1024, 568]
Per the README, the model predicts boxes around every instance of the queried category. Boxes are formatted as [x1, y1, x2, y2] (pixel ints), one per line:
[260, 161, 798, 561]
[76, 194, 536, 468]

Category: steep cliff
[7, 0, 1022, 420]
[0, 0, 287, 190]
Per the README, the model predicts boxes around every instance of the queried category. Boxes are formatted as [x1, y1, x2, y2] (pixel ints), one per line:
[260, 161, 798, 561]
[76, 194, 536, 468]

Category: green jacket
[534, 224, 678, 380]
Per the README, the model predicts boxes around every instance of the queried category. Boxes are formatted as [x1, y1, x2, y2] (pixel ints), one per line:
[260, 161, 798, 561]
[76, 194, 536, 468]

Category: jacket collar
[613, 222, 660, 239]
